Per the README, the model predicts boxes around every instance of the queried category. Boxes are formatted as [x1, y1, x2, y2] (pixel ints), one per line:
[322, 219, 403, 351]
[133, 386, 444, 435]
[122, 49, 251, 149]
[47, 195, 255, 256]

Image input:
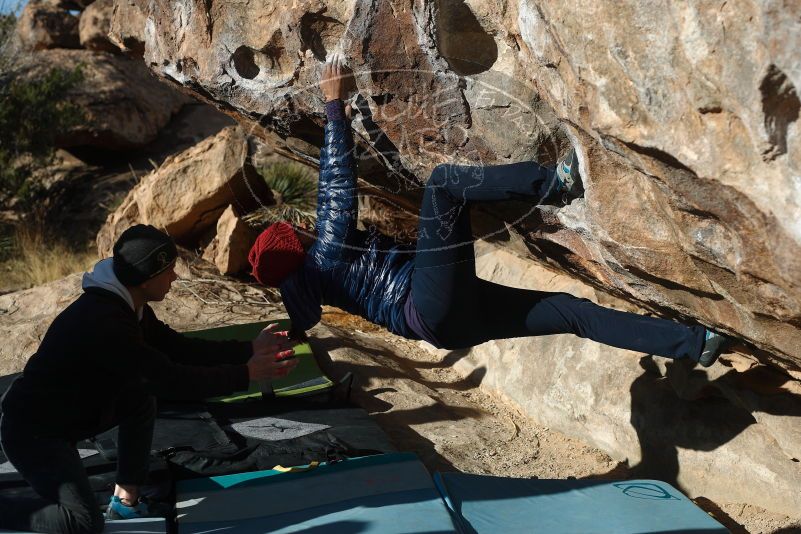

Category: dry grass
[0, 225, 97, 293]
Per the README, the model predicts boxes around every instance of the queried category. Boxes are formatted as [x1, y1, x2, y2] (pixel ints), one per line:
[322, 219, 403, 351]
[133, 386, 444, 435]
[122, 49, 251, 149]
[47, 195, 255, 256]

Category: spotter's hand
[246, 348, 298, 381]
[251, 322, 294, 356]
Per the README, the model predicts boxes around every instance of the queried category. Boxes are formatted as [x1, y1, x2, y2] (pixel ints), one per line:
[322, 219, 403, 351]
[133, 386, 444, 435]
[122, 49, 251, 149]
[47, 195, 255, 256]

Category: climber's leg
[468, 277, 706, 360]
[412, 160, 566, 346]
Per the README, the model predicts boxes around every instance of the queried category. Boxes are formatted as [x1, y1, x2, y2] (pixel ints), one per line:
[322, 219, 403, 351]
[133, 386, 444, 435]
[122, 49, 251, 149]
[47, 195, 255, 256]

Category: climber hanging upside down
[248, 53, 729, 367]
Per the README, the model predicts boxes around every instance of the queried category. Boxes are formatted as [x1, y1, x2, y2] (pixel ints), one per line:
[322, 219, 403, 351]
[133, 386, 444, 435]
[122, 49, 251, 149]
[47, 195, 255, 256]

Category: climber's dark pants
[410, 161, 706, 358]
[0, 390, 156, 534]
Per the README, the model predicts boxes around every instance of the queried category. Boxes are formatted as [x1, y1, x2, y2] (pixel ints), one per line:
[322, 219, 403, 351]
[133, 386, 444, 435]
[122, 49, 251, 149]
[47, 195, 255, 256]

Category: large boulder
[108, 0, 146, 55]
[202, 205, 261, 276]
[111, 0, 801, 376]
[79, 0, 117, 53]
[16, 2, 80, 51]
[18, 48, 190, 150]
[96, 126, 273, 256]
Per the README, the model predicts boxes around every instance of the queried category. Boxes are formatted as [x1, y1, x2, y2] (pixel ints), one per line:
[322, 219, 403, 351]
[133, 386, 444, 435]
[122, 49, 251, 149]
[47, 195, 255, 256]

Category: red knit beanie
[248, 222, 306, 287]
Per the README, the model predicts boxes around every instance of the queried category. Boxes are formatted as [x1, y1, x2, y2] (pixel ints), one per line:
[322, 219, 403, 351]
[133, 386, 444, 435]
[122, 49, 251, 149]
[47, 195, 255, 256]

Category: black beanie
[112, 225, 178, 286]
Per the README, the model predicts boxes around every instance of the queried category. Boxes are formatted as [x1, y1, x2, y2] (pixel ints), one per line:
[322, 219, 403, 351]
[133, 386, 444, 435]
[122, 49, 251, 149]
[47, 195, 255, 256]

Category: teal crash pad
[433, 473, 728, 534]
[176, 453, 460, 533]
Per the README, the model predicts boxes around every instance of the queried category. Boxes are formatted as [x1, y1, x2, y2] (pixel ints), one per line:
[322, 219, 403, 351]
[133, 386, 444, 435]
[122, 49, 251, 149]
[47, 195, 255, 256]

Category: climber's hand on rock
[321, 53, 354, 105]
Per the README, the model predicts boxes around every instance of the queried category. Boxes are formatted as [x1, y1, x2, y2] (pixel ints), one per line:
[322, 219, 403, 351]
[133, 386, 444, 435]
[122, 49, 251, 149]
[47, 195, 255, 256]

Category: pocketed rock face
[511, 0, 801, 376]
[111, 0, 801, 375]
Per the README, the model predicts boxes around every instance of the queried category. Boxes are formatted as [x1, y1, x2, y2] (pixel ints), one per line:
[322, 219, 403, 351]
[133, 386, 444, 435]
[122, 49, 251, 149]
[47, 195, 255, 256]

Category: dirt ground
[319, 308, 801, 534]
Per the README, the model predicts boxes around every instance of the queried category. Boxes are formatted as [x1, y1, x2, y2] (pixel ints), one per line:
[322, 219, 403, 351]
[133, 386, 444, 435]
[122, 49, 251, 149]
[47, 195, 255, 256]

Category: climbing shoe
[106, 495, 154, 520]
[554, 147, 584, 202]
[698, 329, 729, 367]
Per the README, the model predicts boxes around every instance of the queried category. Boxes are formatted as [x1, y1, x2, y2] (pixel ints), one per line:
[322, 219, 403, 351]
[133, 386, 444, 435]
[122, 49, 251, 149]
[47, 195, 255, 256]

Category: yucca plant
[246, 161, 317, 228]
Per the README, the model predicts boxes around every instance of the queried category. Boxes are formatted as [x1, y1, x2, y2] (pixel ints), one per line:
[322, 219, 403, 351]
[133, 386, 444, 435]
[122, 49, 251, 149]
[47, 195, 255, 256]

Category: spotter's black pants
[0, 389, 155, 534]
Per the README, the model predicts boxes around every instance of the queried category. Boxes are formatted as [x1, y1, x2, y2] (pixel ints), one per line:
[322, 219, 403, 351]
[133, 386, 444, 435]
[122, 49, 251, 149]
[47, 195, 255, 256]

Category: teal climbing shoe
[106, 495, 153, 520]
[698, 329, 729, 367]
[554, 147, 584, 201]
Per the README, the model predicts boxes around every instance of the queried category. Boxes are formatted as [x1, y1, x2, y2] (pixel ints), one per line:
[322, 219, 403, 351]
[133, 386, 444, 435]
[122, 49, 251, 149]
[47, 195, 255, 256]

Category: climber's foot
[698, 329, 729, 367]
[554, 147, 584, 202]
[106, 496, 153, 520]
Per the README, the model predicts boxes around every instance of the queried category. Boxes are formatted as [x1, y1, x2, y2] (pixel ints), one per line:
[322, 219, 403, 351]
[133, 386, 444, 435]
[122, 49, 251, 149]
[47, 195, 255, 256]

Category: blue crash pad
[176, 453, 459, 533]
[434, 473, 728, 534]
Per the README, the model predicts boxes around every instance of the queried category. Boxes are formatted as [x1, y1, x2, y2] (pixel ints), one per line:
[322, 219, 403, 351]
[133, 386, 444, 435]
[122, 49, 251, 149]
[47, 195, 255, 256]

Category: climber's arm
[314, 54, 359, 268]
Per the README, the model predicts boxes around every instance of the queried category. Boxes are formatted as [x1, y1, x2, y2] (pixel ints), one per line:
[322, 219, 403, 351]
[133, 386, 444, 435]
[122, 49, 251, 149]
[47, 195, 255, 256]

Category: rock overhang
[111, 0, 801, 375]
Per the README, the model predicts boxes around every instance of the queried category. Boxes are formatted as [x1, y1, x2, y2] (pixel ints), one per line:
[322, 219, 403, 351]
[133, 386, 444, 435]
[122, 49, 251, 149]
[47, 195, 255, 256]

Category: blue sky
[0, 1, 27, 15]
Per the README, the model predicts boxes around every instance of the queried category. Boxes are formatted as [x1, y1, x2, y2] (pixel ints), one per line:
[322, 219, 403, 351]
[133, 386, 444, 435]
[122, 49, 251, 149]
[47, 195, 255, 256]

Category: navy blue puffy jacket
[279, 117, 417, 338]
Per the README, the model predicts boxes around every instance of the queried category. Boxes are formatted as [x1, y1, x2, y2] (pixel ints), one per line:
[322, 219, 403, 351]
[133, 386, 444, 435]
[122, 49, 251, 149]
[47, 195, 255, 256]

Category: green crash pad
[184, 320, 333, 401]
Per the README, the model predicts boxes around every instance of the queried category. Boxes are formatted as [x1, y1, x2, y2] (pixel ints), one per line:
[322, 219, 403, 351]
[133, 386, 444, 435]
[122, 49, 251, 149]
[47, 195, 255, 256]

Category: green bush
[0, 66, 85, 203]
[0, 2, 20, 71]
[0, 5, 86, 205]
[0, 14, 13, 45]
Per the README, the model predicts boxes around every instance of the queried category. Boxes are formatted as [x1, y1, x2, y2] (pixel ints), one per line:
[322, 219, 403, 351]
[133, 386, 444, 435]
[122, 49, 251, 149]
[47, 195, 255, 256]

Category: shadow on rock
[626, 356, 801, 531]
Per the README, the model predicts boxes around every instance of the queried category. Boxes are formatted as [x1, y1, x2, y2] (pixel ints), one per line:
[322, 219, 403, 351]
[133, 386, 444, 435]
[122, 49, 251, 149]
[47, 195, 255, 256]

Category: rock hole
[182, 57, 199, 76]
[231, 31, 292, 81]
[434, 0, 498, 76]
[232, 45, 260, 79]
[792, 458, 799, 463]
[760, 64, 800, 161]
[300, 12, 344, 61]
[372, 94, 394, 105]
